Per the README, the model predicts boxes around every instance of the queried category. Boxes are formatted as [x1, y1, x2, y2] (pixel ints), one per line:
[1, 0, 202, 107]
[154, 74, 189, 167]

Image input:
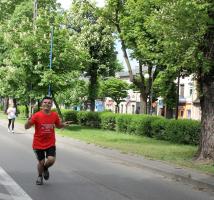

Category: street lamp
[48, 24, 54, 96]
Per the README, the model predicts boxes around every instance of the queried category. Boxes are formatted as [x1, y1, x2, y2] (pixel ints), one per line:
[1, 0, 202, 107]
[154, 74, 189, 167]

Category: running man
[25, 96, 70, 185]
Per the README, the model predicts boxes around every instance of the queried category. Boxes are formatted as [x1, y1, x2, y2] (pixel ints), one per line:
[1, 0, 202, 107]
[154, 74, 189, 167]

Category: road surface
[0, 121, 213, 200]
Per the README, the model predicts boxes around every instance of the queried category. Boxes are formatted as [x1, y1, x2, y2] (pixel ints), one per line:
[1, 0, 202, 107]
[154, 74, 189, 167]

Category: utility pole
[28, 0, 38, 117]
[48, 25, 54, 96]
[33, 0, 38, 24]
[48, 9, 54, 97]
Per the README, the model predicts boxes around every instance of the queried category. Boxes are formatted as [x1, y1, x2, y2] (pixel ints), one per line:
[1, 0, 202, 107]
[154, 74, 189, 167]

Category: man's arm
[55, 121, 72, 129]
[25, 118, 34, 129]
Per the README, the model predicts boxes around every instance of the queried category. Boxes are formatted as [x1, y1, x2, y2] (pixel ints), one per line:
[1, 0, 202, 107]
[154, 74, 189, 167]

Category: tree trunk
[197, 6, 214, 160]
[115, 104, 119, 113]
[197, 74, 214, 160]
[165, 107, 173, 119]
[140, 94, 147, 114]
[115, 15, 133, 82]
[37, 99, 40, 111]
[13, 98, 18, 116]
[88, 67, 98, 112]
[4, 97, 9, 114]
[52, 93, 63, 120]
[25, 105, 29, 118]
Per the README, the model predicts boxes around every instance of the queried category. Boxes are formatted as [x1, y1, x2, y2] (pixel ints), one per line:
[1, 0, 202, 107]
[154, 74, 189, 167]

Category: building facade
[104, 71, 201, 120]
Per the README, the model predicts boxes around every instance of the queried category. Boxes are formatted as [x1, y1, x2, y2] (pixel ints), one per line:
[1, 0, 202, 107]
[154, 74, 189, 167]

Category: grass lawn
[1, 113, 213, 174]
[57, 125, 214, 174]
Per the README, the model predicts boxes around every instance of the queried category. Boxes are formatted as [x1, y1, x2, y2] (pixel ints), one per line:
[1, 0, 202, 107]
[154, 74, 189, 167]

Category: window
[187, 110, 191, 119]
[180, 84, 184, 97]
[180, 110, 184, 118]
[132, 105, 135, 114]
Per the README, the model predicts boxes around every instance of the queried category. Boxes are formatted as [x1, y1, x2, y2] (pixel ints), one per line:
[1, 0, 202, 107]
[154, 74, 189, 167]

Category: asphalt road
[0, 121, 213, 200]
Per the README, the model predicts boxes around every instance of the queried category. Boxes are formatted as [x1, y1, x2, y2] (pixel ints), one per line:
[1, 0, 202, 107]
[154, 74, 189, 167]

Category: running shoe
[36, 176, 43, 185]
[43, 168, 49, 180]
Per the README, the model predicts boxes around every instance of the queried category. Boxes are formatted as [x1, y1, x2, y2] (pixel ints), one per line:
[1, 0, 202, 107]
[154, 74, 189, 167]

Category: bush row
[60, 110, 200, 145]
[16, 106, 200, 145]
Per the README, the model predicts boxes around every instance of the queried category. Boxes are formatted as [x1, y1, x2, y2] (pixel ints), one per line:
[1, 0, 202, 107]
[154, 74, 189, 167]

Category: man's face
[41, 99, 53, 111]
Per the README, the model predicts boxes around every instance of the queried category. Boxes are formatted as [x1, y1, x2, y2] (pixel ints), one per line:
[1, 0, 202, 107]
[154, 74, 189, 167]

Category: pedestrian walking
[25, 96, 70, 185]
[7, 104, 16, 133]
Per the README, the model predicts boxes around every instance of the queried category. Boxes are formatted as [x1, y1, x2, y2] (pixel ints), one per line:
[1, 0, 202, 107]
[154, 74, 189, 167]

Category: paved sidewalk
[1, 118, 214, 192]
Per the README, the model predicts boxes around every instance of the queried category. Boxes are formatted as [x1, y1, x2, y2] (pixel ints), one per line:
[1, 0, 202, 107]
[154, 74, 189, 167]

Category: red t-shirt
[30, 111, 60, 149]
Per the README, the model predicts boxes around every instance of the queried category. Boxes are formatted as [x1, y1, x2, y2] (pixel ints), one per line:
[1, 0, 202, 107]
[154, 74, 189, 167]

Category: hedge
[77, 111, 101, 128]
[100, 112, 117, 130]
[48, 109, 201, 145]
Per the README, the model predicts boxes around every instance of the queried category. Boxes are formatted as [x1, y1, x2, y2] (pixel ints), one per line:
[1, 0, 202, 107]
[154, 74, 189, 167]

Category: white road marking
[0, 166, 33, 200]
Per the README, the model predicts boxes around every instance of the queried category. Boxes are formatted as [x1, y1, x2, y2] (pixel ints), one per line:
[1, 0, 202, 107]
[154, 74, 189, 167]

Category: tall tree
[0, 0, 86, 118]
[68, 0, 120, 111]
[146, 0, 214, 160]
[99, 77, 128, 113]
[104, 0, 162, 114]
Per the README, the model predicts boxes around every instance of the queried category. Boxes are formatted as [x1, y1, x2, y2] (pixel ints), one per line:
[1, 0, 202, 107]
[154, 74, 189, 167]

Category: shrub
[126, 115, 161, 137]
[61, 109, 78, 123]
[151, 118, 168, 140]
[77, 111, 101, 128]
[100, 112, 117, 130]
[116, 114, 133, 133]
[165, 119, 200, 145]
[18, 105, 26, 117]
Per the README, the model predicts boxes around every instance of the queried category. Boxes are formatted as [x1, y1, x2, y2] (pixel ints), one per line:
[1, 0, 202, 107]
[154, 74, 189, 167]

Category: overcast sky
[57, 0, 71, 9]
[57, 0, 105, 9]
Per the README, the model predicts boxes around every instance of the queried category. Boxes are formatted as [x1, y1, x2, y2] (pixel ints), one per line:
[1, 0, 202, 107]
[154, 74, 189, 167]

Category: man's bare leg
[43, 156, 55, 180]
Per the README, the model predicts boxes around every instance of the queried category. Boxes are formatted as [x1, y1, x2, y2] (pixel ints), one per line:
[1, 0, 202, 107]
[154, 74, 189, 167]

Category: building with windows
[177, 76, 201, 120]
[104, 71, 201, 120]
[104, 70, 142, 114]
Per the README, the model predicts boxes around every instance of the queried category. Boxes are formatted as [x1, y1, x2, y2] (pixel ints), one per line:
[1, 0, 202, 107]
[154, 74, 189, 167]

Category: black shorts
[33, 146, 56, 161]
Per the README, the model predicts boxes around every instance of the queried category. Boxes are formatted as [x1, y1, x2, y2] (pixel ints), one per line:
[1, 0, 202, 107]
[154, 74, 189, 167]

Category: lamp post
[28, 0, 38, 117]
[48, 24, 54, 96]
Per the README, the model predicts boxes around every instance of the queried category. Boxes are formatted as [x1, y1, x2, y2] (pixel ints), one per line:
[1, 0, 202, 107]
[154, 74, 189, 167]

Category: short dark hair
[41, 96, 53, 102]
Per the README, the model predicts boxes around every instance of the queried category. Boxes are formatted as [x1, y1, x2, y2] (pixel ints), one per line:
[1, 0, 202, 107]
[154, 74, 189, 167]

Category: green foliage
[99, 77, 129, 106]
[127, 115, 161, 137]
[165, 119, 201, 145]
[153, 70, 177, 109]
[116, 114, 161, 136]
[61, 109, 78, 123]
[100, 112, 117, 130]
[56, 79, 88, 108]
[146, 0, 209, 73]
[151, 118, 169, 140]
[17, 105, 26, 117]
[0, 0, 85, 104]
[77, 111, 101, 128]
[68, 0, 120, 110]
[151, 118, 201, 145]
[116, 114, 133, 133]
